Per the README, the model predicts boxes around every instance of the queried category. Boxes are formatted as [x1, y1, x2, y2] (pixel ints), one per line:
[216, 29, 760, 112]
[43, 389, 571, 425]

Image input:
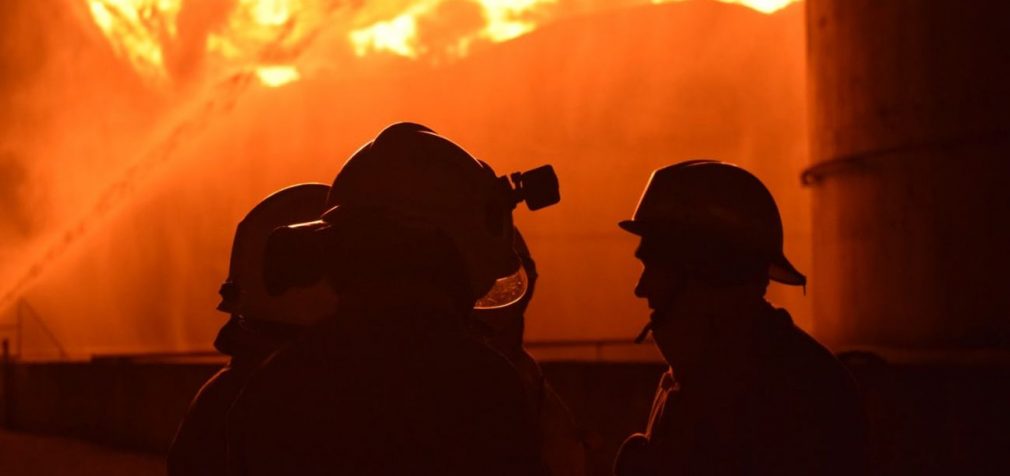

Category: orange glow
[86, 0, 334, 86]
[205, 0, 332, 64]
[654, 0, 800, 14]
[5, 0, 808, 358]
[721, 0, 800, 14]
[348, 0, 558, 59]
[349, 7, 422, 58]
[479, 0, 554, 42]
[86, 0, 182, 82]
[86, 0, 800, 78]
[255, 65, 301, 87]
[348, 0, 799, 60]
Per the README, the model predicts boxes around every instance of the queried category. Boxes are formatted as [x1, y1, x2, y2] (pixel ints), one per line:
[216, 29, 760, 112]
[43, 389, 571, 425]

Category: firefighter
[226, 123, 558, 476]
[614, 160, 867, 476]
[473, 228, 588, 476]
[168, 183, 337, 476]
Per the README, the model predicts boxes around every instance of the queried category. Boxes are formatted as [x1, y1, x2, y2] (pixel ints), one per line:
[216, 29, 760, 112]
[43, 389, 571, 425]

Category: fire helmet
[218, 183, 333, 323]
[265, 123, 560, 309]
[619, 160, 805, 286]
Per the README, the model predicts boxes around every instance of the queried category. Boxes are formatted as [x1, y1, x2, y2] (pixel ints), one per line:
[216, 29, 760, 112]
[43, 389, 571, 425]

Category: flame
[87, 0, 802, 81]
[348, 0, 558, 59]
[479, 0, 552, 42]
[207, 0, 318, 60]
[86, 0, 331, 87]
[349, 0, 798, 60]
[86, 0, 182, 81]
[349, 5, 425, 58]
[255, 65, 301, 86]
[718, 0, 799, 14]
[653, 0, 800, 14]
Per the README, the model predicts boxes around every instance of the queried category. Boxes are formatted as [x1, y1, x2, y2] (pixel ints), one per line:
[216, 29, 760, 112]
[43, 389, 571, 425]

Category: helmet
[266, 123, 560, 309]
[619, 160, 805, 286]
[218, 183, 336, 325]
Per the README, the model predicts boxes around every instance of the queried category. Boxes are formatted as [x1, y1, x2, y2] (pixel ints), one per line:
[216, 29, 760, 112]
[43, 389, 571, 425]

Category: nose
[635, 268, 650, 299]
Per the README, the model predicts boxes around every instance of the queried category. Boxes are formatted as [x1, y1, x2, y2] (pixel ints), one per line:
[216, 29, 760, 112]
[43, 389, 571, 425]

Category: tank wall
[806, 0, 1010, 348]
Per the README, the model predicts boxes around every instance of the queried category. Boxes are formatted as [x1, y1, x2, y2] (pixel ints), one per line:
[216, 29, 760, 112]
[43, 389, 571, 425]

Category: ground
[0, 430, 164, 476]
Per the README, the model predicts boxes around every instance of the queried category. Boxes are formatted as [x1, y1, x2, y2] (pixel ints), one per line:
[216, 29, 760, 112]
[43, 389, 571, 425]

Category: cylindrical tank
[805, 0, 1010, 349]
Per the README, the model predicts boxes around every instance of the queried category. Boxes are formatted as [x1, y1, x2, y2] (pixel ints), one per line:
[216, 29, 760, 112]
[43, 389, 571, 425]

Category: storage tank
[805, 0, 1010, 349]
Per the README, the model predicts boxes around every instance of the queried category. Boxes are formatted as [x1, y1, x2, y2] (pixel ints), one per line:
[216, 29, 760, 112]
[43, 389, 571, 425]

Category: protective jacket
[499, 346, 587, 476]
[167, 317, 302, 476]
[226, 294, 547, 476]
[615, 304, 867, 476]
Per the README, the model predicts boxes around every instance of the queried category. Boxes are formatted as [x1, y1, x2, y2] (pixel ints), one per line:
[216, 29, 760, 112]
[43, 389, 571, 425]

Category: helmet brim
[619, 220, 807, 287]
[769, 253, 807, 286]
[618, 219, 649, 236]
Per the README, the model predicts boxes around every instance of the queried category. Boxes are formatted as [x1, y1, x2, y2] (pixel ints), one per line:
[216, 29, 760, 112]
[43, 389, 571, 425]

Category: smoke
[0, 1, 49, 243]
[4, 0, 810, 358]
[0, 151, 37, 239]
[0, 0, 282, 303]
[0, 0, 162, 289]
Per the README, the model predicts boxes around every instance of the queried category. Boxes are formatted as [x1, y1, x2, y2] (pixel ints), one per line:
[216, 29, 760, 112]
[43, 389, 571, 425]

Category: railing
[84, 339, 662, 365]
[0, 297, 656, 363]
[89, 351, 225, 363]
[0, 300, 69, 361]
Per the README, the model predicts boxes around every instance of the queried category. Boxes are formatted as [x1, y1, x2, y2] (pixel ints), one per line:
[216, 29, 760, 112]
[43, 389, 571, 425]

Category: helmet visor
[473, 266, 529, 310]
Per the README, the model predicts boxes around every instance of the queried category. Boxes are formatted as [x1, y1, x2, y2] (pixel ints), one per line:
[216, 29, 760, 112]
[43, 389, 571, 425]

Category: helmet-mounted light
[498, 165, 561, 211]
[473, 165, 559, 310]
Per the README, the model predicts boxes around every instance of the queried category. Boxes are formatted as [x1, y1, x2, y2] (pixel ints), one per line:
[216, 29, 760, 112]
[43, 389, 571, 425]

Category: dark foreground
[3, 355, 1010, 475]
[0, 429, 163, 476]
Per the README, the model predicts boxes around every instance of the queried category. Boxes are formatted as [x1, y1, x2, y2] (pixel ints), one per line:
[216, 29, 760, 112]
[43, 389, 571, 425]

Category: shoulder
[748, 309, 865, 438]
[740, 310, 869, 474]
[748, 311, 867, 442]
[757, 309, 857, 394]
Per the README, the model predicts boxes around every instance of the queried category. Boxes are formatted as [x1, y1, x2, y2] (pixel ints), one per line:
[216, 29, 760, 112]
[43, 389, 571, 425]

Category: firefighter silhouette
[614, 160, 868, 476]
[168, 183, 337, 476]
[226, 122, 559, 476]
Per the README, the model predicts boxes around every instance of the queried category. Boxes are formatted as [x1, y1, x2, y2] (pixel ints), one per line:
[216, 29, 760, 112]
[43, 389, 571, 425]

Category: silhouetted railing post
[1, 338, 11, 428]
[16, 299, 68, 360]
[16, 302, 23, 358]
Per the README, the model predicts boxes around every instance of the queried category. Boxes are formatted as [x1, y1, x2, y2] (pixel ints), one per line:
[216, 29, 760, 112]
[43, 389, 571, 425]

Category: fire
[479, 0, 554, 42]
[86, 0, 182, 81]
[86, 0, 802, 83]
[653, 0, 800, 14]
[719, 0, 800, 14]
[205, 0, 328, 62]
[348, 0, 799, 59]
[85, 0, 330, 87]
[255, 65, 301, 87]
[349, 6, 424, 58]
[348, 0, 558, 59]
